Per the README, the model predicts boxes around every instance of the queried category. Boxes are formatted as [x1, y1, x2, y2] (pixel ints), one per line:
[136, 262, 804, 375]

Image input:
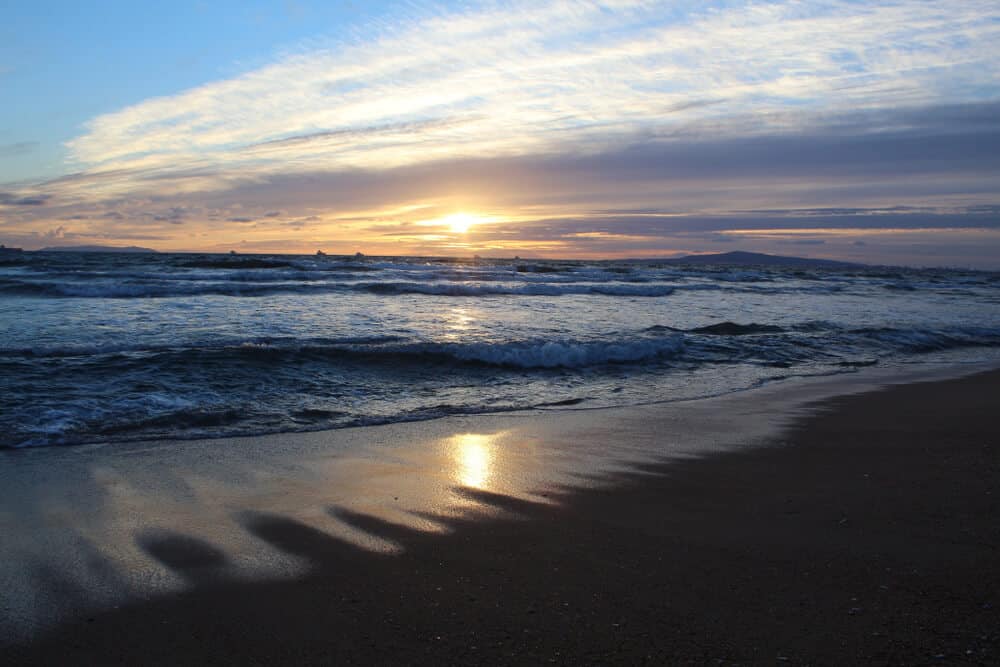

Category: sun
[416, 211, 494, 235]
[440, 212, 476, 234]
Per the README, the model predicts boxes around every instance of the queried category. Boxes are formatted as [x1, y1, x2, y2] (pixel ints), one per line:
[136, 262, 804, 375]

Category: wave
[2, 395, 561, 449]
[2, 271, 881, 299]
[29, 265, 689, 287]
[417, 337, 686, 368]
[2, 333, 688, 370]
[0, 279, 375, 298]
[13, 258, 996, 300]
[0, 278, 683, 299]
[179, 258, 295, 269]
[19, 268, 374, 284]
[9, 323, 1000, 373]
[359, 281, 681, 297]
[688, 322, 786, 335]
[0, 335, 406, 359]
[841, 326, 1000, 352]
[187, 336, 689, 370]
[6, 323, 1000, 449]
[646, 320, 836, 336]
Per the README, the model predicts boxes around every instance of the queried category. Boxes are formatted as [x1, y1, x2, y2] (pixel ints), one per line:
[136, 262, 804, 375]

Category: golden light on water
[444, 305, 475, 341]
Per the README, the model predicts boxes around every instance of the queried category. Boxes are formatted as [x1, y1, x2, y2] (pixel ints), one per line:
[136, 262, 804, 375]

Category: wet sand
[3, 368, 999, 664]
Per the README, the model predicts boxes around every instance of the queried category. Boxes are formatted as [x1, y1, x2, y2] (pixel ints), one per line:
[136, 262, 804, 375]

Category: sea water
[2, 251, 999, 448]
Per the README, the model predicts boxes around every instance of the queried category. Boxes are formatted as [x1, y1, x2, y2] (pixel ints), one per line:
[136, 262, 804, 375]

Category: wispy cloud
[0, 142, 38, 158]
[49, 0, 999, 201]
[0, 191, 51, 206]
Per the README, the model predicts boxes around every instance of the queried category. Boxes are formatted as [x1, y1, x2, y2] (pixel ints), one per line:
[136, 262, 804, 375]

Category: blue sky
[2, 1, 1000, 266]
[1, 1, 397, 181]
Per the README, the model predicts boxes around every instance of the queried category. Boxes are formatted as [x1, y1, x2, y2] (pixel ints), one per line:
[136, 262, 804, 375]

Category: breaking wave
[0, 278, 685, 298]
[6, 323, 1000, 370]
[4, 250, 1000, 450]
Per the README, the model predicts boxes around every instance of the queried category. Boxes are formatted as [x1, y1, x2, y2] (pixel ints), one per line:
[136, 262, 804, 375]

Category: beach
[4, 0, 1000, 663]
[2, 365, 997, 665]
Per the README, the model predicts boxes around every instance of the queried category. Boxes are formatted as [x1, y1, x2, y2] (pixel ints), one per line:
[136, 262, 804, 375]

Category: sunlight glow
[444, 306, 476, 342]
[415, 212, 498, 235]
[450, 433, 495, 489]
[444, 213, 476, 234]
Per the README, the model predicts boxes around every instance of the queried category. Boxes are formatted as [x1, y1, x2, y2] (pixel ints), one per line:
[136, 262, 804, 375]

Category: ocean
[2, 250, 999, 449]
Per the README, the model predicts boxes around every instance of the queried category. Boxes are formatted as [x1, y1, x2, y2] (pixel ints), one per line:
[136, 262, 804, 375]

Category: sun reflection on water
[444, 306, 475, 341]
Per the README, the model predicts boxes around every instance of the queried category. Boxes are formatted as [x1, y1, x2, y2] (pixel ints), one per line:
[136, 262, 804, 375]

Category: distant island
[40, 245, 158, 253]
[664, 251, 861, 268]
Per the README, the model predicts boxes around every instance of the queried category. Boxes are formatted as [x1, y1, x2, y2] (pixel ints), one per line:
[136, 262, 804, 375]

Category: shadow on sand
[4, 371, 1000, 664]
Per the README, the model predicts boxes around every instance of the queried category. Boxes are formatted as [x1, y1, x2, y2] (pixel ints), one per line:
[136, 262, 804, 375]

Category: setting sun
[416, 211, 494, 235]
[442, 213, 477, 234]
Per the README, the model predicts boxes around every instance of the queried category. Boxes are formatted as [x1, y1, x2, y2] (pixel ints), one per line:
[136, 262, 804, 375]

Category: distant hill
[40, 245, 158, 253]
[665, 251, 861, 268]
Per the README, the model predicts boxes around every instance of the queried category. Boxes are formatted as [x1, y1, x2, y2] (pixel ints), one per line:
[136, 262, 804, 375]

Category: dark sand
[4, 370, 999, 665]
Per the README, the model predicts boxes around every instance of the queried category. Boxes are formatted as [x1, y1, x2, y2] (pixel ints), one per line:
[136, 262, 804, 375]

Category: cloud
[0, 192, 51, 206]
[777, 238, 827, 245]
[5, 101, 998, 251]
[0, 142, 38, 158]
[134, 103, 993, 224]
[2, 226, 167, 247]
[513, 207, 1000, 239]
[245, 117, 478, 151]
[46, 0, 1000, 202]
[151, 207, 187, 223]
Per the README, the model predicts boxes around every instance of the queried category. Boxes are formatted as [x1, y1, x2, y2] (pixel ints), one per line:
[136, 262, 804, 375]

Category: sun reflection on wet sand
[0, 366, 983, 642]
[450, 433, 495, 489]
[0, 378, 806, 642]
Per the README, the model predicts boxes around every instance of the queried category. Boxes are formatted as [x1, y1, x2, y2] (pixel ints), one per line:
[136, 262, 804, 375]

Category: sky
[2, 0, 999, 267]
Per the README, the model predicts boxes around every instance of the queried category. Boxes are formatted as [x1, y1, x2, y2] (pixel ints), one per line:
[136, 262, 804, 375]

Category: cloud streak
[0, 142, 38, 158]
[49, 0, 1000, 201]
[0, 191, 51, 206]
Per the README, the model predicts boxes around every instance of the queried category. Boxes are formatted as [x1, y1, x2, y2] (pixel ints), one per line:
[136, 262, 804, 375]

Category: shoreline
[6, 352, 995, 454]
[2, 363, 999, 663]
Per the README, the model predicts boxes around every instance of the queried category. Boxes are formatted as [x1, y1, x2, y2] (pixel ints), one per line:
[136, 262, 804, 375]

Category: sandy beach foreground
[2, 367, 999, 665]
